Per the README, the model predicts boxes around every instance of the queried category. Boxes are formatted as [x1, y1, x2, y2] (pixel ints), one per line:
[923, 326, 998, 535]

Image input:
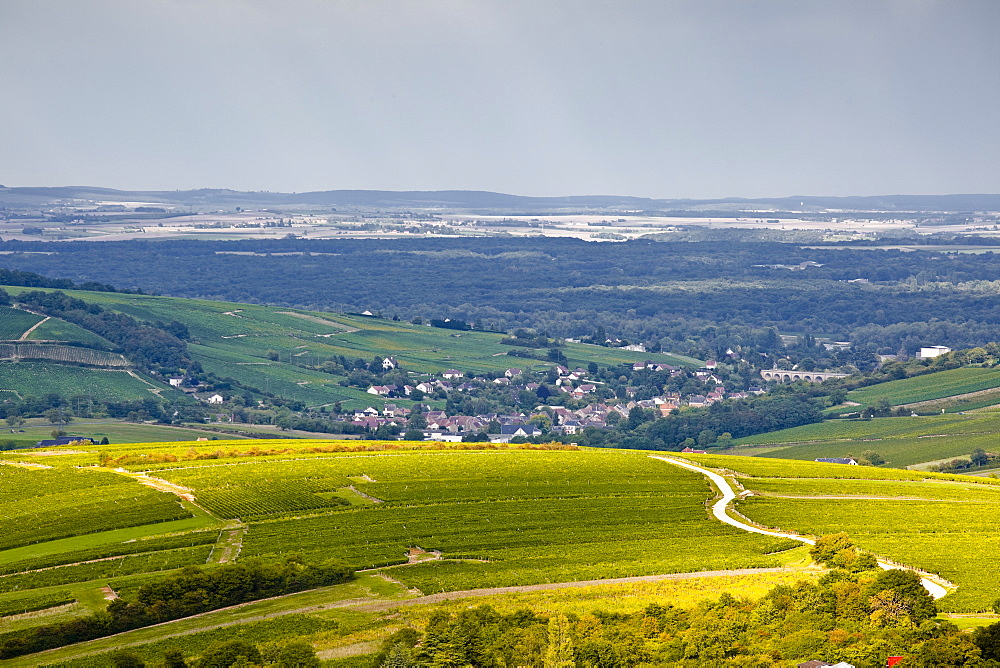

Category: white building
[919, 346, 952, 359]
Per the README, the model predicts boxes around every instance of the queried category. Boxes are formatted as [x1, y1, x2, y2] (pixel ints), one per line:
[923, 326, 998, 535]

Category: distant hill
[3, 185, 1000, 212]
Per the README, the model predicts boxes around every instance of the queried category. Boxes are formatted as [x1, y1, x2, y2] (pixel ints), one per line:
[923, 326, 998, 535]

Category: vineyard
[847, 366, 1000, 407]
[21, 317, 115, 348]
[0, 344, 128, 366]
[0, 466, 193, 551]
[0, 307, 42, 340]
[733, 412, 1000, 468]
[7, 439, 1000, 664]
[0, 361, 162, 401]
[675, 452, 1000, 612]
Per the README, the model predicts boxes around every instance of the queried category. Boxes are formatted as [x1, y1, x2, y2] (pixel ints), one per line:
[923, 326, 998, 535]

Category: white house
[381, 356, 399, 370]
[442, 369, 464, 379]
[919, 346, 952, 358]
[207, 394, 224, 404]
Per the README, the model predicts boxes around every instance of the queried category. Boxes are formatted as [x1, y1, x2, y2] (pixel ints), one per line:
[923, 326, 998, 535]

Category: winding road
[651, 456, 951, 600]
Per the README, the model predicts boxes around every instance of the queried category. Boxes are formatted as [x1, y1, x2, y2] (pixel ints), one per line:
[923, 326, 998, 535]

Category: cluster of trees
[568, 390, 825, 451]
[370, 543, 989, 666]
[105, 639, 320, 668]
[15, 290, 189, 374]
[0, 557, 353, 660]
[0, 267, 137, 294]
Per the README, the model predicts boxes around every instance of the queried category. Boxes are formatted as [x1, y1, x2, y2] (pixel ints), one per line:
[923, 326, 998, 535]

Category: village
[341, 358, 766, 442]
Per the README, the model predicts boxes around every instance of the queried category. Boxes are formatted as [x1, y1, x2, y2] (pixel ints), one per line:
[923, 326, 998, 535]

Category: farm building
[36, 436, 97, 447]
[919, 345, 952, 358]
[815, 457, 857, 465]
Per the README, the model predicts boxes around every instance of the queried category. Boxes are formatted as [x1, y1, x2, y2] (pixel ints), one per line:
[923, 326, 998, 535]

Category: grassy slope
[23, 317, 114, 348]
[731, 413, 1000, 468]
[3, 417, 258, 447]
[2, 285, 699, 410]
[847, 366, 1000, 407]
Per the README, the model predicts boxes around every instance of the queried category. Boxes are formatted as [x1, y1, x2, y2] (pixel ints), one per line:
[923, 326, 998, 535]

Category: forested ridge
[4, 237, 1000, 358]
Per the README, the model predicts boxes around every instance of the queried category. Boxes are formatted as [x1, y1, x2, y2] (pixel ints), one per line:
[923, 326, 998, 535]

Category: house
[504, 368, 523, 378]
[207, 394, 224, 404]
[381, 356, 399, 370]
[919, 345, 951, 358]
[815, 457, 857, 465]
[680, 446, 707, 454]
[168, 377, 184, 387]
[687, 395, 708, 407]
[442, 369, 464, 379]
[632, 362, 647, 371]
[499, 424, 541, 437]
[36, 436, 97, 447]
[493, 377, 511, 386]
[415, 382, 436, 394]
[367, 385, 391, 396]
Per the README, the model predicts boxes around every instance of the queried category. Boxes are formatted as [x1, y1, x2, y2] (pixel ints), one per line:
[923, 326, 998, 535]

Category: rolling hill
[1, 442, 999, 665]
[1, 285, 698, 411]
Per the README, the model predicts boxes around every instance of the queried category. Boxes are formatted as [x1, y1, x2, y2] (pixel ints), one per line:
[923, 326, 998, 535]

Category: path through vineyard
[651, 455, 953, 600]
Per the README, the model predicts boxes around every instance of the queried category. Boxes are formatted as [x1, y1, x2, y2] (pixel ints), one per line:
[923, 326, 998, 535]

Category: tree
[403, 428, 425, 442]
[262, 640, 320, 668]
[43, 407, 73, 427]
[109, 650, 145, 668]
[162, 648, 187, 668]
[4, 414, 24, 429]
[974, 621, 1000, 661]
[191, 640, 261, 668]
[543, 614, 574, 668]
[860, 450, 885, 466]
[866, 568, 937, 624]
[716, 432, 733, 448]
[697, 429, 717, 447]
[972, 448, 989, 467]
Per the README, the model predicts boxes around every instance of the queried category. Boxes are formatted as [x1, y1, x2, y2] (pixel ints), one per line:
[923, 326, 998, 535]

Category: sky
[1, 0, 998, 199]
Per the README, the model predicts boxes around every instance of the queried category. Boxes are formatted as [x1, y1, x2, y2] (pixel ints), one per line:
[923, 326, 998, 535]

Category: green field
[3, 285, 699, 409]
[0, 308, 42, 340]
[0, 361, 170, 401]
[24, 317, 114, 348]
[3, 417, 260, 447]
[847, 366, 1000, 407]
[730, 413, 1000, 468]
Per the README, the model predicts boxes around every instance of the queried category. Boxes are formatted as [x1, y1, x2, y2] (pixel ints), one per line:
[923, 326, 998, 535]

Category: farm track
[753, 493, 969, 502]
[654, 456, 953, 599]
[17, 316, 49, 341]
[275, 311, 360, 333]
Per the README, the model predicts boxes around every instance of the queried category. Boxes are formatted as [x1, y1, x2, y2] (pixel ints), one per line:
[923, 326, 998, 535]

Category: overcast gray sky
[1, 0, 997, 198]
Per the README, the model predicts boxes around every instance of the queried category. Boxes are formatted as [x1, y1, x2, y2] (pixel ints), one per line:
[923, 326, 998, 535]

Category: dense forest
[3, 236, 1000, 361]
